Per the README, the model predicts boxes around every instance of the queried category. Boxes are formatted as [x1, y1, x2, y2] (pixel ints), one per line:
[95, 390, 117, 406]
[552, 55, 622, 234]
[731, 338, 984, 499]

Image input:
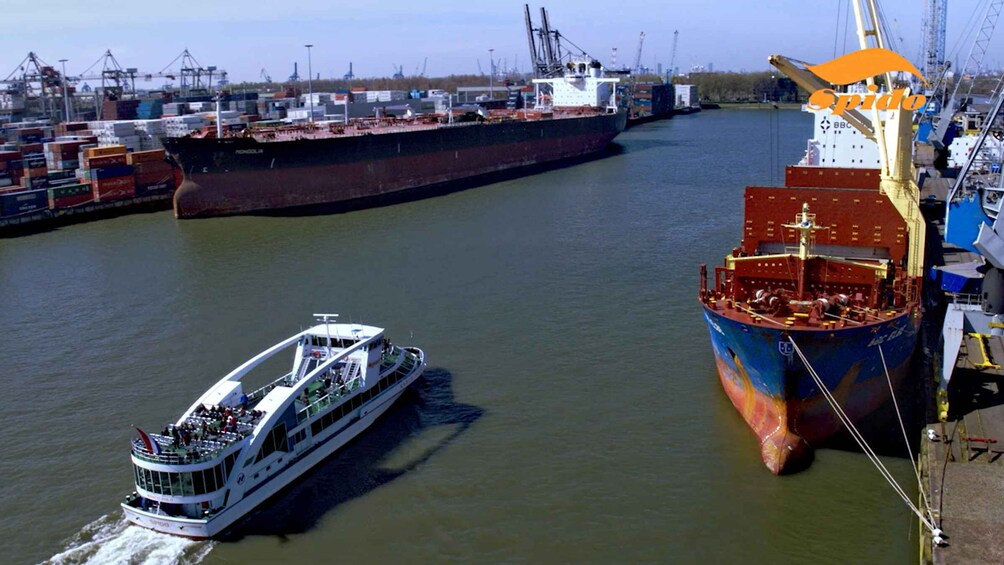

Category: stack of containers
[20, 142, 49, 190]
[82, 145, 135, 202]
[55, 122, 90, 136]
[133, 120, 166, 150]
[162, 102, 189, 117]
[136, 99, 164, 119]
[0, 151, 20, 188]
[102, 99, 140, 120]
[164, 115, 208, 137]
[128, 149, 173, 197]
[93, 121, 141, 151]
[44, 138, 94, 172]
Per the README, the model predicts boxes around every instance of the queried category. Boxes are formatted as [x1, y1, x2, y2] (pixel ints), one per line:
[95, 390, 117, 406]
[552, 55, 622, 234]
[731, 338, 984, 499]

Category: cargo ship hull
[166, 111, 626, 218]
[702, 304, 918, 473]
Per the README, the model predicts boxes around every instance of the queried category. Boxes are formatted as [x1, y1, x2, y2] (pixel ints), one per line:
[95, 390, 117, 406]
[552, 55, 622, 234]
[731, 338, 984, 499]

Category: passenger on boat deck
[239, 393, 248, 409]
[323, 376, 332, 389]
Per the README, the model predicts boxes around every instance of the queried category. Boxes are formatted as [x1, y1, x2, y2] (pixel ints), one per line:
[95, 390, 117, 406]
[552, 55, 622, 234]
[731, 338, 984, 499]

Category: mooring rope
[787, 336, 937, 533]
[878, 344, 938, 529]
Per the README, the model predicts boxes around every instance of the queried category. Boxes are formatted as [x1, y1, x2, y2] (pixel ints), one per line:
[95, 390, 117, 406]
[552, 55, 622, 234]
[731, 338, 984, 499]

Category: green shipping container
[47, 183, 91, 199]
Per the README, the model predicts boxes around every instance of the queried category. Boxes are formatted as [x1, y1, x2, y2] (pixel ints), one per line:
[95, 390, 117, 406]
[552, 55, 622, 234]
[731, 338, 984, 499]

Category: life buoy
[310, 350, 322, 359]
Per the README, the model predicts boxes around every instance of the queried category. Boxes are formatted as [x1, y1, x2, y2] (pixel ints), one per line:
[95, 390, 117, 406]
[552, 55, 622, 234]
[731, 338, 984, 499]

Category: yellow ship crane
[768, 0, 925, 287]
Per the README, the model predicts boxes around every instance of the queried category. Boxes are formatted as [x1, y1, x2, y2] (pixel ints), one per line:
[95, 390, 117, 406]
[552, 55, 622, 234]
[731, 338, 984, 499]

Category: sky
[3, 0, 1004, 86]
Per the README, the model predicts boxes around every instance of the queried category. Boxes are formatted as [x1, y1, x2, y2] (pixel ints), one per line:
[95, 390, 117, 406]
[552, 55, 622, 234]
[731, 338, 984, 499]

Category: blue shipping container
[90, 165, 135, 180]
[0, 189, 48, 217]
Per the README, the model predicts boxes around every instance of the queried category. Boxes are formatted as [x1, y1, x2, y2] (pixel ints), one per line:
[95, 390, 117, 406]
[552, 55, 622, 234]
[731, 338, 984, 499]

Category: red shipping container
[92, 176, 135, 201]
[50, 194, 93, 208]
[133, 161, 173, 175]
[135, 171, 172, 185]
[20, 143, 44, 154]
[0, 151, 22, 162]
[84, 154, 129, 168]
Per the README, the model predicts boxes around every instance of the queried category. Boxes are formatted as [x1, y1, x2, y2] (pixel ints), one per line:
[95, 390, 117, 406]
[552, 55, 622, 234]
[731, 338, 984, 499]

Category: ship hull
[166, 111, 627, 218]
[702, 304, 918, 474]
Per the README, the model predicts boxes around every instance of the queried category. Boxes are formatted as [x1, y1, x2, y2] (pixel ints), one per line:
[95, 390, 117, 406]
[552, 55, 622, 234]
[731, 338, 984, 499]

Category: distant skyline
[4, 0, 1004, 86]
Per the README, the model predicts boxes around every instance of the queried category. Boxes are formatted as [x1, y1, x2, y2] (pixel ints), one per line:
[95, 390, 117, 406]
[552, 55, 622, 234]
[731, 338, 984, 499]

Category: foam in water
[44, 514, 213, 565]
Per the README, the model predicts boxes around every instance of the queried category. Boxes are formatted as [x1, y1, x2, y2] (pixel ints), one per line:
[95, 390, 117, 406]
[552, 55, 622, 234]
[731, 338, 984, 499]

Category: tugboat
[122, 315, 425, 538]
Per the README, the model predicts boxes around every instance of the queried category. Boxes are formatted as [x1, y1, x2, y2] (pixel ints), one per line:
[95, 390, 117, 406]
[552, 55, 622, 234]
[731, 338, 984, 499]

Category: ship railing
[948, 292, 983, 306]
[247, 372, 293, 403]
[131, 436, 235, 465]
[295, 374, 364, 424]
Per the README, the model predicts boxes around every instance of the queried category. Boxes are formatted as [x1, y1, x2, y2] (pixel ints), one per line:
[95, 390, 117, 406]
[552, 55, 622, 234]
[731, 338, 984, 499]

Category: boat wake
[44, 514, 213, 565]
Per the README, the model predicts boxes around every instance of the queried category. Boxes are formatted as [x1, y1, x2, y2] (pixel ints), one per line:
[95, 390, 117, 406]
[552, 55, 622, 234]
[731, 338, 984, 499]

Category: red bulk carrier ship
[165, 60, 625, 218]
[698, 5, 927, 473]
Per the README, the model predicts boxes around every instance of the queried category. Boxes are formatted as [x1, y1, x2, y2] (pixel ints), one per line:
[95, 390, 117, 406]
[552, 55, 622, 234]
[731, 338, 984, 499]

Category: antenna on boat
[314, 313, 339, 359]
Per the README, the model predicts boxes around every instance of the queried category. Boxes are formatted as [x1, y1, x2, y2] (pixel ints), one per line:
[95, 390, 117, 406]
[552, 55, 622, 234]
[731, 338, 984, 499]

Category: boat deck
[131, 348, 408, 465]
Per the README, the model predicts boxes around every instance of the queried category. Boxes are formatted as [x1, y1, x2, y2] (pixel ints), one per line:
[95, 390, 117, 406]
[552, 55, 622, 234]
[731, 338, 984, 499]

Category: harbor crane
[260, 68, 272, 83]
[414, 57, 428, 77]
[343, 62, 354, 80]
[633, 31, 645, 74]
[392, 64, 404, 79]
[669, 30, 679, 78]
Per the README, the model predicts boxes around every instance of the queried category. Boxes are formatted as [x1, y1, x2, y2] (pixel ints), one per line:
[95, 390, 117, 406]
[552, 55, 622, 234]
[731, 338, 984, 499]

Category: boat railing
[131, 435, 242, 465]
[295, 374, 364, 424]
[247, 372, 293, 403]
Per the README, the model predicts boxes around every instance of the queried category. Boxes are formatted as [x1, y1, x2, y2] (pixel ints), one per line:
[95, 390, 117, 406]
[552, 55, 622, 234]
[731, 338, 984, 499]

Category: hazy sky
[3, 0, 1003, 85]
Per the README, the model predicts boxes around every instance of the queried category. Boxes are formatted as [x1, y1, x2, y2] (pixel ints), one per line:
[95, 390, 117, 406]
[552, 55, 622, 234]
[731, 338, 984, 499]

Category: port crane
[1, 51, 70, 120]
[260, 68, 272, 83]
[343, 62, 354, 81]
[633, 32, 645, 74]
[392, 65, 405, 79]
[669, 30, 679, 78]
[413, 57, 428, 77]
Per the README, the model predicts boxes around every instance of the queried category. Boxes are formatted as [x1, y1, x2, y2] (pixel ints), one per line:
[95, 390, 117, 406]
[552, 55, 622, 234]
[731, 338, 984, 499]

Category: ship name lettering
[235, 149, 264, 155]
[704, 313, 725, 336]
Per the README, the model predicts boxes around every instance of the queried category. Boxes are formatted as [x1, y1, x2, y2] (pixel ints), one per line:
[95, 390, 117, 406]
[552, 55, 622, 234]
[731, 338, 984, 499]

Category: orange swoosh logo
[807, 48, 926, 85]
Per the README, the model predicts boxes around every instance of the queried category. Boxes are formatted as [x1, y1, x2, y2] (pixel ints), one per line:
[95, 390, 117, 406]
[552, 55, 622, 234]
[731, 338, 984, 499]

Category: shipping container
[126, 149, 167, 165]
[0, 189, 48, 217]
[89, 165, 135, 180]
[91, 176, 135, 202]
[83, 154, 128, 168]
[134, 180, 173, 197]
[84, 145, 127, 159]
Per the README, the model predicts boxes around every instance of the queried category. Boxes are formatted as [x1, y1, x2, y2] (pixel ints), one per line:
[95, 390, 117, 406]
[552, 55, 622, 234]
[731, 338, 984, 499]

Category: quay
[919, 222, 1004, 564]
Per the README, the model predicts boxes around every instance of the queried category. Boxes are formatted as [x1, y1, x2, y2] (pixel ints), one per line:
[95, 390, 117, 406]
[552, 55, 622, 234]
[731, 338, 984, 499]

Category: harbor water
[1, 109, 919, 564]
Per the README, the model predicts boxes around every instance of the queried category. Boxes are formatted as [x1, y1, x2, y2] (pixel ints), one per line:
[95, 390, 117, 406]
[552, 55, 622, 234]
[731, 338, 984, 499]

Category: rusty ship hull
[165, 111, 627, 218]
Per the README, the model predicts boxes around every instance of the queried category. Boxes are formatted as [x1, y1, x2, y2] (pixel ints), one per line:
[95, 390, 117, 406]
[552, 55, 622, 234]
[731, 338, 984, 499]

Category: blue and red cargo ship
[699, 165, 921, 474]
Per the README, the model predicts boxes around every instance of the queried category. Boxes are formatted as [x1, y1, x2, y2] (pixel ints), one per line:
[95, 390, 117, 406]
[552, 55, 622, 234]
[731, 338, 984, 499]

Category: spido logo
[806, 48, 927, 115]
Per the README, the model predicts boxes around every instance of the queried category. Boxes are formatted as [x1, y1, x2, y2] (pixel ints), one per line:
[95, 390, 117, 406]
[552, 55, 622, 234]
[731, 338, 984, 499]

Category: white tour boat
[122, 314, 426, 538]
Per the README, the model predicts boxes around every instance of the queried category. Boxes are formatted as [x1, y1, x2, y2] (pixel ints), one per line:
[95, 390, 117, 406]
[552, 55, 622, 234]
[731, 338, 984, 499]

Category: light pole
[58, 58, 70, 121]
[488, 48, 494, 100]
[305, 44, 314, 123]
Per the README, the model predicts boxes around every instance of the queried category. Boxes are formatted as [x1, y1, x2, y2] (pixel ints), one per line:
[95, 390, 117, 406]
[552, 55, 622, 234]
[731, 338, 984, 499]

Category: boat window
[134, 453, 238, 497]
[254, 423, 289, 463]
